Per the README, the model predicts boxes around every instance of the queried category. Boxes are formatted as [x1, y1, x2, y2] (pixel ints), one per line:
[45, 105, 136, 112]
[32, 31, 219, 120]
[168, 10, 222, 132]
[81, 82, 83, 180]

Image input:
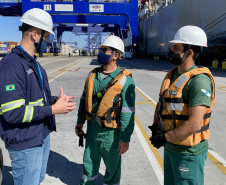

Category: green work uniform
[77, 65, 135, 185]
[164, 65, 214, 185]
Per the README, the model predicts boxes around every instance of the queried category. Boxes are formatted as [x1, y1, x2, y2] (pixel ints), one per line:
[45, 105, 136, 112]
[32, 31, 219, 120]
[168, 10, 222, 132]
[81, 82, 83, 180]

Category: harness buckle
[157, 114, 165, 132]
[96, 92, 102, 98]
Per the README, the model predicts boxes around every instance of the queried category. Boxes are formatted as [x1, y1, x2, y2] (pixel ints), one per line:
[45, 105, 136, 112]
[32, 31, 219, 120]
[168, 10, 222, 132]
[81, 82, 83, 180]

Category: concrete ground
[1, 55, 226, 185]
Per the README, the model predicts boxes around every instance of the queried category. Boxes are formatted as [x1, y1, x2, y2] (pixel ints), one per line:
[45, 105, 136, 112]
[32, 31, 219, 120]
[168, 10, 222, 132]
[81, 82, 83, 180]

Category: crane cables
[203, 13, 226, 31]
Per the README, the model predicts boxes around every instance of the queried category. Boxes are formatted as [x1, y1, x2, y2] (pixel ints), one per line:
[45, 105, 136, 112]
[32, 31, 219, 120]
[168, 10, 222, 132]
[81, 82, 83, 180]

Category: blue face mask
[97, 50, 112, 64]
[35, 38, 48, 53]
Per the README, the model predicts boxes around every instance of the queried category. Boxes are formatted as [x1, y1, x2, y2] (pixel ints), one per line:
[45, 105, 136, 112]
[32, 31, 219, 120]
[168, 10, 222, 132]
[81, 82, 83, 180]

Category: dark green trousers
[164, 147, 208, 185]
[80, 124, 121, 185]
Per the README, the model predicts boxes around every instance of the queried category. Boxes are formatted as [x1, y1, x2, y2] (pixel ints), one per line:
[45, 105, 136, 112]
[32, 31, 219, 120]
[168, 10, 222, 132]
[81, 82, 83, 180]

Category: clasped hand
[149, 133, 167, 149]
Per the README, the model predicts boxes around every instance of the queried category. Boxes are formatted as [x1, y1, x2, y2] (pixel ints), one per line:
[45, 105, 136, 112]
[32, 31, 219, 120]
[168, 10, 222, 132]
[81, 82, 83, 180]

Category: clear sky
[0, 16, 21, 43]
[0, 15, 108, 49]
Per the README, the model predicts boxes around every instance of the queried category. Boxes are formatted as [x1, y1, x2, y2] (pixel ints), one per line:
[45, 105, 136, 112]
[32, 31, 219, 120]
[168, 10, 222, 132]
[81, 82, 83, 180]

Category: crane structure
[0, 0, 138, 55]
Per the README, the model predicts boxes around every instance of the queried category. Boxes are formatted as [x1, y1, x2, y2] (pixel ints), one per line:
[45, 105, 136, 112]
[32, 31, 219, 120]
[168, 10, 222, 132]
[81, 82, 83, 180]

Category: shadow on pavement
[2, 166, 13, 185]
[47, 150, 104, 185]
[47, 150, 83, 184]
[1, 150, 104, 185]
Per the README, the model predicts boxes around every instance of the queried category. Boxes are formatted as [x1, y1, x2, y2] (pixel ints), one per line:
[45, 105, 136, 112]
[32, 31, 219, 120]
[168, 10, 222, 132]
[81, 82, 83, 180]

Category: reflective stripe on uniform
[121, 107, 135, 113]
[1, 99, 25, 113]
[169, 103, 183, 111]
[22, 106, 34, 123]
[175, 75, 189, 88]
[103, 182, 120, 185]
[1, 98, 43, 122]
[23, 99, 43, 123]
[82, 174, 98, 182]
[29, 98, 44, 106]
[119, 75, 127, 86]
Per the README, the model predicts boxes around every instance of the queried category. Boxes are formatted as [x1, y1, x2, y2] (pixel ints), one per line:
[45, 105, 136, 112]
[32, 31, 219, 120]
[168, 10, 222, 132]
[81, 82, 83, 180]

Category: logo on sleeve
[201, 89, 211, 97]
[26, 68, 34, 75]
[5, 84, 16, 91]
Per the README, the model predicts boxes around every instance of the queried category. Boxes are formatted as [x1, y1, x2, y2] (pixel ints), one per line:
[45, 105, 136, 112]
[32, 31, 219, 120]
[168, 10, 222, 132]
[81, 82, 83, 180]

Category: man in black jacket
[0, 8, 76, 185]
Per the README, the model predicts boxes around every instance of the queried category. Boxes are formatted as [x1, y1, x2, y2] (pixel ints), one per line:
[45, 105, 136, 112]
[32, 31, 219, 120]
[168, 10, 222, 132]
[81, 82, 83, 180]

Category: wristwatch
[54, 96, 59, 104]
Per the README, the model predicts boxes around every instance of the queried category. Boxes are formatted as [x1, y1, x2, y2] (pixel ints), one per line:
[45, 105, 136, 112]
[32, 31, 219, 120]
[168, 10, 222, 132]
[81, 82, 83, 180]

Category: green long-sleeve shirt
[77, 65, 135, 142]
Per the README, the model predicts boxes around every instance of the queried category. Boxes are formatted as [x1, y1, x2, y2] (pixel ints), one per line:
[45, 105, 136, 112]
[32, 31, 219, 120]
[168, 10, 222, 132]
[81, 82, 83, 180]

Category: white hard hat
[20, 8, 54, 35]
[169, 25, 207, 47]
[100, 35, 125, 55]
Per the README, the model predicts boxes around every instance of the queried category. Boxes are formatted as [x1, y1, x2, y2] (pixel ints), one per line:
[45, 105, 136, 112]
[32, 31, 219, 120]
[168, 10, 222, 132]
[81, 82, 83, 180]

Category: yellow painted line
[134, 88, 163, 170]
[135, 101, 151, 105]
[48, 58, 86, 75]
[216, 83, 226, 87]
[48, 58, 86, 82]
[216, 86, 226, 89]
[215, 85, 226, 89]
[216, 88, 226, 92]
[135, 115, 164, 170]
[135, 87, 156, 108]
[131, 60, 226, 93]
[208, 152, 226, 175]
[215, 83, 226, 92]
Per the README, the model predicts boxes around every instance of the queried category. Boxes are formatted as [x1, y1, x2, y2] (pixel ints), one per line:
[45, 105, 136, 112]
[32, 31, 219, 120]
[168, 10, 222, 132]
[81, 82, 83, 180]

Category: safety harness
[157, 67, 216, 146]
[85, 67, 131, 129]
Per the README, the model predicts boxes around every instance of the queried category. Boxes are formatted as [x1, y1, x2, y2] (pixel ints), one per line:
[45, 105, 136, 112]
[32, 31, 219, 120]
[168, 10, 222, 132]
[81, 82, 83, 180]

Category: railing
[0, 0, 22, 2]
[138, 0, 176, 22]
[0, 0, 130, 4]
[29, 0, 130, 2]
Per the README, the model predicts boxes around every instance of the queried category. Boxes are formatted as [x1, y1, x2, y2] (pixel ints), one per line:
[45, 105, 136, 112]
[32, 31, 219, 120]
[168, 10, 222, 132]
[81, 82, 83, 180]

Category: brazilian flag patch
[5, 84, 16, 91]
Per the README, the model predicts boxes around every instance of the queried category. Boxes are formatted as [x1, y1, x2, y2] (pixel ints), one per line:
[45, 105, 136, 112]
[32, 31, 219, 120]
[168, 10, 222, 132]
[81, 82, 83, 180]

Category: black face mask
[167, 48, 184, 66]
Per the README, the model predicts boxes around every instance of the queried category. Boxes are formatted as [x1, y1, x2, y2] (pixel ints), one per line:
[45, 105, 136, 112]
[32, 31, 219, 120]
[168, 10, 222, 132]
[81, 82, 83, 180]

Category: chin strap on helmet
[106, 50, 116, 63]
[178, 45, 191, 66]
[19, 24, 32, 32]
[36, 30, 45, 52]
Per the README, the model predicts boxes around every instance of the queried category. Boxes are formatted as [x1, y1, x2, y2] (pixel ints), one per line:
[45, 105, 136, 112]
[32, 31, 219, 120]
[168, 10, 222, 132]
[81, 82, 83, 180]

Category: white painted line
[136, 85, 226, 176]
[209, 148, 226, 167]
[134, 123, 164, 185]
[136, 85, 157, 105]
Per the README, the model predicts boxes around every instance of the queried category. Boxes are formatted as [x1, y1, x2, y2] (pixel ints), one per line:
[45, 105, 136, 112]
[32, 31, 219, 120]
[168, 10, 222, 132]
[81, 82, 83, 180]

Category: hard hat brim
[98, 44, 124, 55]
[169, 40, 207, 47]
[19, 19, 55, 35]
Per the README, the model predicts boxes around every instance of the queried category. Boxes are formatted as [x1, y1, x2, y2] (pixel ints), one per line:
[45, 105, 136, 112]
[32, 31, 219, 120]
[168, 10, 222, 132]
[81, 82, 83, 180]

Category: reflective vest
[85, 67, 132, 129]
[158, 67, 216, 146]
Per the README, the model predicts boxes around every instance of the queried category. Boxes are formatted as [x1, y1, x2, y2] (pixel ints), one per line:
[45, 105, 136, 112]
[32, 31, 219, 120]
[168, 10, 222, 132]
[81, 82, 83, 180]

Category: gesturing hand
[52, 94, 76, 114]
[58, 87, 76, 103]
[58, 87, 65, 99]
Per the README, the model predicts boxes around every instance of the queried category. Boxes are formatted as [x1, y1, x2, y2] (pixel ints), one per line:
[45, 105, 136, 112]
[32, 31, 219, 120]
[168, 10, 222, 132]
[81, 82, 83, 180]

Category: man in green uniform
[75, 35, 135, 185]
[149, 25, 216, 185]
